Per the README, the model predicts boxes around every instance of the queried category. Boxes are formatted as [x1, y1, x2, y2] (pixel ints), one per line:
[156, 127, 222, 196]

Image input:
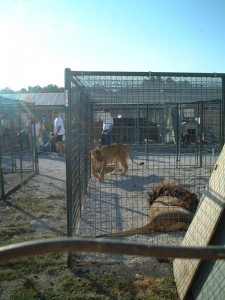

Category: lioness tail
[128, 151, 144, 165]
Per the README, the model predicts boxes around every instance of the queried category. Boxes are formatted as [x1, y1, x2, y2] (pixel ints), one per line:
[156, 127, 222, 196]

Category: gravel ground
[74, 151, 215, 278]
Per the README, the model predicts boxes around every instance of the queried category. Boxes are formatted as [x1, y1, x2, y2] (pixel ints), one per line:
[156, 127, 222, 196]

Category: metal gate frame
[174, 99, 222, 167]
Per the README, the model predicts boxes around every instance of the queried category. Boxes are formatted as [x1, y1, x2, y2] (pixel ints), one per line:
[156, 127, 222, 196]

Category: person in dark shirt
[44, 132, 57, 157]
[41, 114, 52, 149]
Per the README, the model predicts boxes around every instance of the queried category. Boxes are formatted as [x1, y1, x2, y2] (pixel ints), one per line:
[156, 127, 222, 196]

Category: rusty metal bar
[0, 238, 225, 262]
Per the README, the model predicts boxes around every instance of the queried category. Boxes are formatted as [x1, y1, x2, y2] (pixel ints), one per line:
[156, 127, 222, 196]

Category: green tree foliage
[0, 84, 64, 94]
[42, 84, 65, 93]
[0, 87, 14, 94]
[28, 85, 43, 93]
[20, 88, 28, 93]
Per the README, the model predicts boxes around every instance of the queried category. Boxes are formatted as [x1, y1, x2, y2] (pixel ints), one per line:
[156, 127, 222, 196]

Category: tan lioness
[91, 143, 144, 180]
[96, 182, 199, 237]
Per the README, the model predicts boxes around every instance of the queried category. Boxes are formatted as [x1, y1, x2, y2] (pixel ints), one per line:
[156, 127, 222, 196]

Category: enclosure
[0, 97, 38, 199]
[65, 70, 225, 299]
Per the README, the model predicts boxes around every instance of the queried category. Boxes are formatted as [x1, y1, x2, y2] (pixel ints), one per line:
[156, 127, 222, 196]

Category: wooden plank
[173, 145, 225, 300]
[190, 213, 225, 299]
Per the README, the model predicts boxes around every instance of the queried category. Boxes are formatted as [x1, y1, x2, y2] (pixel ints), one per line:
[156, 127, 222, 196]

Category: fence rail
[0, 238, 225, 262]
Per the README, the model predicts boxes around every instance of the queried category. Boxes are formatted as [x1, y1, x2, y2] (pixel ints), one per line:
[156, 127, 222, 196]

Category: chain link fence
[64, 70, 225, 299]
[0, 100, 39, 199]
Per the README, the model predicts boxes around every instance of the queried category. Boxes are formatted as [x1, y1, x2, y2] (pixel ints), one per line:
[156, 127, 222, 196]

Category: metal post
[176, 104, 180, 168]
[65, 68, 73, 238]
[221, 76, 225, 149]
[64, 68, 73, 268]
[199, 101, 203, 168]
[146, 103, 149, 153]
[0, 132, 5, 200]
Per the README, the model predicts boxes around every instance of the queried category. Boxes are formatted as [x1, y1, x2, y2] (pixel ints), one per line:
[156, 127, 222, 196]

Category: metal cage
[65, 70, 225, 298]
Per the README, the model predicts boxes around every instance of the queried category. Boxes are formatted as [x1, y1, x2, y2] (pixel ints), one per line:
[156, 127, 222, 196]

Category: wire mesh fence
[65, 70, 225, 299]
[0, 101, 39, 199]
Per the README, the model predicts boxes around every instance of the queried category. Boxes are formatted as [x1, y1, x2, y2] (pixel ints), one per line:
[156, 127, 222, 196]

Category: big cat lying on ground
[96, 182, 199, 237]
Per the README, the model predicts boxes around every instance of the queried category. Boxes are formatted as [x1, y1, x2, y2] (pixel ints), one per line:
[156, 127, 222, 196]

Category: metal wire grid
[65, 71, 224, 261]
[0, 104, 38, 199]
[75, 73, 222, 104]
[65, 81, 92, 238]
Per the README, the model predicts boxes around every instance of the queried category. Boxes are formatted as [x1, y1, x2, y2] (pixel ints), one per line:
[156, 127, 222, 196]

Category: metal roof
[0, 95, 32, 107]
[0, 95, 18, 104]
[0, 93, 66, 106]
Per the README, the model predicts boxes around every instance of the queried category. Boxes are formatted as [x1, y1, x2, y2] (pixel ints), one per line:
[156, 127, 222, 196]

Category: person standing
[26, 116, 41, 153]
[53, 111, 65, 156]
[41, 114, 51, 150]
[97, 109, 114, 145]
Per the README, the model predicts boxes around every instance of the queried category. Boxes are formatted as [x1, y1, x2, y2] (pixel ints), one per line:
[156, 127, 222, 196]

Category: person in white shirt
[53, 111, 65, 156]
[97, 109, 114, 145]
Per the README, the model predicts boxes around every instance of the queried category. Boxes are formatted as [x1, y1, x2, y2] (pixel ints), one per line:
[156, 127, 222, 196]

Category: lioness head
[91, 148, 104, 162]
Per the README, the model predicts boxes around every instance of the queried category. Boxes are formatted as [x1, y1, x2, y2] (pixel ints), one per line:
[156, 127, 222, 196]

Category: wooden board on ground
[173, 145, 225, 300]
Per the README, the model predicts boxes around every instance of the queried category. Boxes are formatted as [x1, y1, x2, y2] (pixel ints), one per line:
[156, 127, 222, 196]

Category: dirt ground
[1, 151, 202, 300]
[0, 153, 69, 299]
[0, 148, 220, 299]
[0, 153, 67, 245]
[0, 152, 176, 279]
[1, 148, 213, 266]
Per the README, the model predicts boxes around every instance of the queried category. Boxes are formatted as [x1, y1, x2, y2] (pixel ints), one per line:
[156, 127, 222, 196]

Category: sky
[0, 0, 225, 90]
